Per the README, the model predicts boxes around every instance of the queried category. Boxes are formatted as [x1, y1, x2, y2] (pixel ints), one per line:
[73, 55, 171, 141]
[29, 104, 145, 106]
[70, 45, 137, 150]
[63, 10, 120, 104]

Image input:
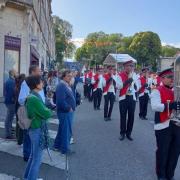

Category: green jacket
[26, 93, 52, 129]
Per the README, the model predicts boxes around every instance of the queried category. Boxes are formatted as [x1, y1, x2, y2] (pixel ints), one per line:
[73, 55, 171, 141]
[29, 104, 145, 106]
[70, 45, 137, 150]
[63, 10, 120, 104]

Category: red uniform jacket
[93, 73, 99, 90]
[119, 71, 130, 97]
[139, 76, 147, 95]
[103, 73, 112, 95]
[158, 85, 174, 123]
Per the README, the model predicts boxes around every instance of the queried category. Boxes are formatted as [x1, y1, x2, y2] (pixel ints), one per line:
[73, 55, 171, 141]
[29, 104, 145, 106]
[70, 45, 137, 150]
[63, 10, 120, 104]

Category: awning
[103, 53, 137, 65]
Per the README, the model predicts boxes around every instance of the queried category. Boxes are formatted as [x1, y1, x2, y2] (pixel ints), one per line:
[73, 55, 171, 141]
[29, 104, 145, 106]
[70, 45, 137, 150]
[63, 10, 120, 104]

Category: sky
[52, 0, 180, 47]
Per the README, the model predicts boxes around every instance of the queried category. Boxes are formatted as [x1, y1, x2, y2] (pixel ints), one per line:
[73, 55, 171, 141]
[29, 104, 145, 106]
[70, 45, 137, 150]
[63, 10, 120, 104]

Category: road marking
[0, 120, 67, 170]
[0, 118, 59, 125]
[0, 138, 66, 170]
[0, 122, 57, 139]
[0, 173, 20, 180]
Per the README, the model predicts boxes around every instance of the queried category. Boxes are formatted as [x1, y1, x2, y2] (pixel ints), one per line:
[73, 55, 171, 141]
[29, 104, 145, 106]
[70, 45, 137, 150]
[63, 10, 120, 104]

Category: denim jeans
[5, 104, 15, 137]
[54, 112, 74, 154]
[23, 130, 31, 159]
[24, 128, 43, 180]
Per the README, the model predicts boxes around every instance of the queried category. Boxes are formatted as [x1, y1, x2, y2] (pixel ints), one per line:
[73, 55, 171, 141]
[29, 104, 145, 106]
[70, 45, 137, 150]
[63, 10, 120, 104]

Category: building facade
[157, 57, 176, 71]
[0, 0, 55, 97]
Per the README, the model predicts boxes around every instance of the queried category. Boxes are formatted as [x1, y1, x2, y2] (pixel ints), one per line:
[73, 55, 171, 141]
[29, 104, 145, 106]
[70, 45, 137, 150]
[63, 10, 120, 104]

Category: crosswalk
[0, 118, 67, 174]
[0, 173, 20, 180]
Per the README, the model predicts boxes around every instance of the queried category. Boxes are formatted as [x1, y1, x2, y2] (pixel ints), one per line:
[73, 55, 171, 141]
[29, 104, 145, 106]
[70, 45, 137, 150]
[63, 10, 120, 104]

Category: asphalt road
[0, 94, 179, 180]
[67, 97, 180, 180]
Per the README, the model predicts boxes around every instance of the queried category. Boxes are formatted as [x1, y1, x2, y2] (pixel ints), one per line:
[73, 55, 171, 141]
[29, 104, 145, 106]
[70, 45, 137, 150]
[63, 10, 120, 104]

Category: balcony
[5, 0, 33, 10]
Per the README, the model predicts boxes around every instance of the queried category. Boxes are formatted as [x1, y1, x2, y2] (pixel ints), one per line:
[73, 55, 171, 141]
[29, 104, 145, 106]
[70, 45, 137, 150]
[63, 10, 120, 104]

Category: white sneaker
[37, 178, 43, 180]
[70, 137, 75, 144]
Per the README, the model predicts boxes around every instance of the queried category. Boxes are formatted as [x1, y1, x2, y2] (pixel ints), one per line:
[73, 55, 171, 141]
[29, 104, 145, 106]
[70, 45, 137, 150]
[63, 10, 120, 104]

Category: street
[0, 95, 180, 180]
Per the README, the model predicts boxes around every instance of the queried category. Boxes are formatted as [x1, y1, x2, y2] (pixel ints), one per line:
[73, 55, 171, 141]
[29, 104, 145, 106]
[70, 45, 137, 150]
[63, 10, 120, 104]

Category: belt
[171, 120, 180, 127]
[126, 93, 133, 96]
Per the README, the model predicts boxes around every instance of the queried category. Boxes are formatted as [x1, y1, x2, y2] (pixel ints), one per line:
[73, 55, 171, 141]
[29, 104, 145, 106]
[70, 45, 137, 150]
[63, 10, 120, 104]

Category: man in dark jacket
[4, 69, 17, 139]
[54, 70, 76, 154]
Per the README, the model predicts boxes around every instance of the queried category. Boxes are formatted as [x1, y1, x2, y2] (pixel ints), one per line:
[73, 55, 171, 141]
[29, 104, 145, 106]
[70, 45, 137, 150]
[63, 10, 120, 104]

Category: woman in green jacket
[24, 75, 52, 180]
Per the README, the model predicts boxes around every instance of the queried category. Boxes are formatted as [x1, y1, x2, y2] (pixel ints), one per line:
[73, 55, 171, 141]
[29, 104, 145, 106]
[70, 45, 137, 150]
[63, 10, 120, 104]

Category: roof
[103, 54, 137, 65]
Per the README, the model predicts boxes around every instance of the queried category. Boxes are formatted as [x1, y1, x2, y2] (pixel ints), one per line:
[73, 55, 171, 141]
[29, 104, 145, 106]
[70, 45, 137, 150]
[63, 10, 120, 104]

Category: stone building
[157, 57, 176, 71]
[0, 0, 55, 97]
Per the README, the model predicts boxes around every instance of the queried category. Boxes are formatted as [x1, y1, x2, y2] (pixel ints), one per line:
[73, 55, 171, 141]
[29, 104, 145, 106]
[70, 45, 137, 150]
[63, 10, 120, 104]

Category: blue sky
[52, 0, 180, 46]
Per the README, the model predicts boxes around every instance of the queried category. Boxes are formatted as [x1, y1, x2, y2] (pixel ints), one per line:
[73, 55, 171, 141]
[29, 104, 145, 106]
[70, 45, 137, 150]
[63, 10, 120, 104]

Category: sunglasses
[126, 64, 134, 67]
[165, 75, 174, 79]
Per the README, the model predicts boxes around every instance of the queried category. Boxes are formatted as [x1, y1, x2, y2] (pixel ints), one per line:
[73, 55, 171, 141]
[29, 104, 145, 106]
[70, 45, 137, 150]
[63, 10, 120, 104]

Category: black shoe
[94, 107, 97, 110]
[167, 178, 175, 180]
[143, 117, 148, 120]
[5, 136, 16, 140]
[107, 117, 111, 121]
[104, 118, 108, 121]
[126, 135, 133, 141]
[23, 157, 29, 162]
[119, 135, 125, 141]
[97, 107, 101, 110]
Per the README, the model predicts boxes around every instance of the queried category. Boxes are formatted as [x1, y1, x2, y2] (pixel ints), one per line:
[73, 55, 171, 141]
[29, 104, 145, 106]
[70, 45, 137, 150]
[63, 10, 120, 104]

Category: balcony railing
[7, 0, 33, 7]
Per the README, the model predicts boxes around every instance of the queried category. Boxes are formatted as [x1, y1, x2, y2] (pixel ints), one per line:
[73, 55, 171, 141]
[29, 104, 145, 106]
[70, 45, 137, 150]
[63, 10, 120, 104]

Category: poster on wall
[4, 36, 21, 82]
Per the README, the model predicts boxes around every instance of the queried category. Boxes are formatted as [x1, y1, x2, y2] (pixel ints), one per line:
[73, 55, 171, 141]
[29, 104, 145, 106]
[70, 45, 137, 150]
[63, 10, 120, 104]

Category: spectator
[23, 75, 52, 180]
[15, 73, 26, 145]
[47, 71, 59, 104]
[18, 65, 45, 162]
[54, 70, 76, 154]
[42, 70, 48, 96]
[4, 69, 17, 139]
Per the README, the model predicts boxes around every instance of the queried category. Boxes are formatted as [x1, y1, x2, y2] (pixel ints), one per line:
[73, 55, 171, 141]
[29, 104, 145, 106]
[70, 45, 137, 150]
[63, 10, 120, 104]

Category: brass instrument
[170, 55, 180, 122]
[127, 71, 134, 94]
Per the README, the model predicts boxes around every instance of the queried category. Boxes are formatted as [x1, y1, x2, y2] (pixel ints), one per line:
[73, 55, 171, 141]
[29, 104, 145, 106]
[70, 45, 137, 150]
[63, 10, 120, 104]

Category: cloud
[70, 38, 85, 48]
[162, 42, 180, 48]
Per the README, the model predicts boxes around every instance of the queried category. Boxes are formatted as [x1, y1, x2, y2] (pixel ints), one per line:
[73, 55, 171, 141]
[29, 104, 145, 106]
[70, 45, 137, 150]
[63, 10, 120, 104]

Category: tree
[129, 31, 162, 70]
[161, 45, 180, 57]
[117, 36, 133, 53]
[53, 16, 73, 67]
[75, 32, 123, 65]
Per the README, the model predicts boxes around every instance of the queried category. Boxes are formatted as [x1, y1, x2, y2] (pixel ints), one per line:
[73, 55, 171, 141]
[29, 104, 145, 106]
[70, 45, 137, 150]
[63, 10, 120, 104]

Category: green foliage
[161, 45, 180, 57]
[129, 31, 162, 70]
[75, 32, 124, 65]
[53, 16, 74, 67]
[75, 30, 179, 71]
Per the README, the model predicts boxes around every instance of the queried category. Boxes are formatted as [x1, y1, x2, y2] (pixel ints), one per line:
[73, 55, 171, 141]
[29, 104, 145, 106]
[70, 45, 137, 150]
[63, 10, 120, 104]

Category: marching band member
[103, 66, 116, 121]
[151, 68, 180, 180]
[92, 68, 105, 110]
[87, 68, 94, 102]
[138, 67, 150, 120]
[117, 60, 139, 141]
[83, 70, 89, 99]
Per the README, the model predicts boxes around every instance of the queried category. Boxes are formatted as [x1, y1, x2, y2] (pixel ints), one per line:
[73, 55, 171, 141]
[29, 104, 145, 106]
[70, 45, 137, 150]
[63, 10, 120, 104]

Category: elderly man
[4, 69, 17, 139]
[54, 70, 76, 154]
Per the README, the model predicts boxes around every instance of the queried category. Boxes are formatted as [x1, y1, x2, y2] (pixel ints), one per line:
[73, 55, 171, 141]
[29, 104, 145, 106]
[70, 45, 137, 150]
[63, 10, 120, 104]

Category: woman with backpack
[23, 75, 52, 180]
[15, 74, 26, 145]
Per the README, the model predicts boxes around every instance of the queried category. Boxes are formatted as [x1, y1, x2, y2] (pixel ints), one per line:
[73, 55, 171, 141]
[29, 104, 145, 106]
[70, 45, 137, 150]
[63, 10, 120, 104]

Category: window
[4, 36, 21, 82]
[4, 49, 19, 82]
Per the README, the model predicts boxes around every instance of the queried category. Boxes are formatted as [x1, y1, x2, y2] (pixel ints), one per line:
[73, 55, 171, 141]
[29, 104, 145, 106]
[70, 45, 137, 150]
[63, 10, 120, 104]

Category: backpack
[17, 105, 32, 130]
